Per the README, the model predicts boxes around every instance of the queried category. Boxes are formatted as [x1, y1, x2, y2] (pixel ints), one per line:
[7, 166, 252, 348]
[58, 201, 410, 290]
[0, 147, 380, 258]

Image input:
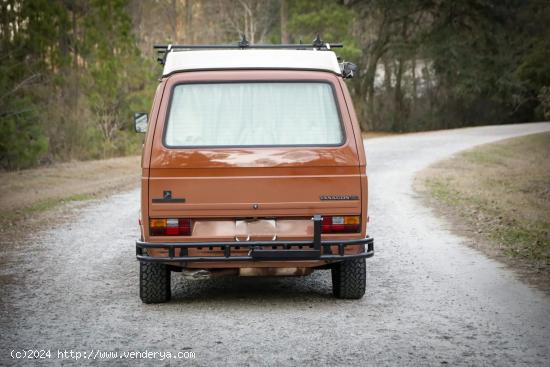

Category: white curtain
[165, 82, 343, 146]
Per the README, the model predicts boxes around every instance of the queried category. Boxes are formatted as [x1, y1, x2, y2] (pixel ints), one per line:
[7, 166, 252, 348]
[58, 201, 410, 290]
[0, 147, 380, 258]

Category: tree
[280, 0, 289, 43]
[214, 0, 279, 43]
[346, 0, 431, 130]
[513, 1, 550, 121]
[83, 0, 152, 155]
[0, 0, 69, 168]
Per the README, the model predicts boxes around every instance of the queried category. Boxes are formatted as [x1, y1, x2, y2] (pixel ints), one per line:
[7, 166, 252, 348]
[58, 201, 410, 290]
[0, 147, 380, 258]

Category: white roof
[162, 49, 342, 76]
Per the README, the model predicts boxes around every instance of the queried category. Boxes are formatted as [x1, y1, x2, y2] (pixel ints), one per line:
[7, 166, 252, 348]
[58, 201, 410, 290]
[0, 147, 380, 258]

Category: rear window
[164, 82, 344, 147]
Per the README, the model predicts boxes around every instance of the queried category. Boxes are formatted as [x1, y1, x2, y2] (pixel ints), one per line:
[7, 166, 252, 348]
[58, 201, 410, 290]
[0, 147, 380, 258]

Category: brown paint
[140, 69, 369, 272]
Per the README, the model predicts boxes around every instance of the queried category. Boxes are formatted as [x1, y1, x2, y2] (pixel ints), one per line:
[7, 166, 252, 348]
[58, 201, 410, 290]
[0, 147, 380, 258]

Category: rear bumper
[137, 214, 373, 263]
[136, 236, 374, 263]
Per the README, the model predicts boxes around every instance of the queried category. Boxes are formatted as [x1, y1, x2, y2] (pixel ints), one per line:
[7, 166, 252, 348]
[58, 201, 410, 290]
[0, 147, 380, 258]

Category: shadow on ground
[170, 271, 336, 302]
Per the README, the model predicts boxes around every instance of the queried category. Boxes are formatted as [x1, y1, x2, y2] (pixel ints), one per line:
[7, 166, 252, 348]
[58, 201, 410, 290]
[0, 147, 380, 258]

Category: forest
[1, 0, 549, 169]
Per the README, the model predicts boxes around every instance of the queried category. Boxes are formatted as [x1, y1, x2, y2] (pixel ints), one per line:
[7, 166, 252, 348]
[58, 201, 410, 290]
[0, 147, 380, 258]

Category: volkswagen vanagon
[135, 38, 374, 303]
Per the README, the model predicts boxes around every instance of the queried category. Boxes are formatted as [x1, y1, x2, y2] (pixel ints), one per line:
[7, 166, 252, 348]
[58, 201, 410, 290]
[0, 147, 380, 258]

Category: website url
[10, 349, 196, 361]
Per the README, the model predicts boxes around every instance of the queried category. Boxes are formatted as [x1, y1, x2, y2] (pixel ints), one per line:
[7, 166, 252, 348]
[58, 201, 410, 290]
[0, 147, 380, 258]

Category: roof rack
[154, 35, 343, 65]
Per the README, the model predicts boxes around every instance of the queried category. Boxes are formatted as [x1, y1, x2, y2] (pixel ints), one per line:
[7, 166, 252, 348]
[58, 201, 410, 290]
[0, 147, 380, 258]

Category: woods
[1, 0, 549, 169]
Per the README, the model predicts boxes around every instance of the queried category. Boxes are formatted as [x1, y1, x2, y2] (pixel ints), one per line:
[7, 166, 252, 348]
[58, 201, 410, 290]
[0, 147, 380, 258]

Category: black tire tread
[140, 262, 171, 304]
[331, 258, 366, 299]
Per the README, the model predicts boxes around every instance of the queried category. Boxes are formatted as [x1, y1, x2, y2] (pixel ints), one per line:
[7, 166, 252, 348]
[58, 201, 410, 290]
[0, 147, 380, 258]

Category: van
[135, 38, 374, 303]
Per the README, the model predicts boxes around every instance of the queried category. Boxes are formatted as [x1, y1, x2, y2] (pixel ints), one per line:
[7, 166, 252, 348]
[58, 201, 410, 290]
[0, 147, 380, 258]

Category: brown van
[135, 39, 374, 303]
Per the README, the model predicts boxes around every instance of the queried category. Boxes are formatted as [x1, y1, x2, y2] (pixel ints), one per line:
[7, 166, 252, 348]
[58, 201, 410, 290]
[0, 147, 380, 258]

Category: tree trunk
[411, 57, 417, 101]
[393, 57, 404, 131]
[280, 0, 289, 43]
[363, 47, 384, 131]
[168, 0, 179, 41]
[383, 57, 392, 91]
[71, 7, 79, 112]
[393, 18, 409, 132]
[185, 0, 193, 43]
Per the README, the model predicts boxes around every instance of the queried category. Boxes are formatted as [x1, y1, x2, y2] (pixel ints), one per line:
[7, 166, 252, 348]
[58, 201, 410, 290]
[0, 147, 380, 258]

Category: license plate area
[235, 219, 277, 240]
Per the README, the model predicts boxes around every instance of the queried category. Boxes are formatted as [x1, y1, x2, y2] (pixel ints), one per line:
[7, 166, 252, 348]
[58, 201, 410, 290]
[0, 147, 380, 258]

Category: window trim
[161, 80, 347, 149]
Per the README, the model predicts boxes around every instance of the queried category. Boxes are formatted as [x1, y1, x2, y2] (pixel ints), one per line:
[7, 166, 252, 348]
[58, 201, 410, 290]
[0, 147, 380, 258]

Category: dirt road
[1, 123, 549, 366]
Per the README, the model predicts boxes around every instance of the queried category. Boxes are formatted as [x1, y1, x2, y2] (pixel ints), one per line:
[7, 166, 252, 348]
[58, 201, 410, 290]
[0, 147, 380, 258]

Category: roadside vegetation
[416, 133, 550, 290]
[0, 156, 140, 233]
[1, 0, 549, 170]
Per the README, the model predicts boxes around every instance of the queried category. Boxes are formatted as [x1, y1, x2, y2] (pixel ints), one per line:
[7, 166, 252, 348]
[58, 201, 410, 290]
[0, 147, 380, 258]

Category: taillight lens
[150, 218, 191, 236]
[321, 216, 360, 233]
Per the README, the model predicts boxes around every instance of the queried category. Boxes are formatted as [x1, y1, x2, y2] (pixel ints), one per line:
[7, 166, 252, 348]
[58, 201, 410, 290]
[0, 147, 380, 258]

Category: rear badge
[152, 190, 186, 203]
[320, 195, 359, 201]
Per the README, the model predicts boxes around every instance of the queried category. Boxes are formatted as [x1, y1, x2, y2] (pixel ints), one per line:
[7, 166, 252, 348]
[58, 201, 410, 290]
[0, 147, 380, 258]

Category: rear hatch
[148, 74, 361, 240]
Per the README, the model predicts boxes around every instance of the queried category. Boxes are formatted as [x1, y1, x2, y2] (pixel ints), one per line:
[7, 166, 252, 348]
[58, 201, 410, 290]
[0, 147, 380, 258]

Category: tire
[140, 261, 171, 304]
[331, 258, 366, 299]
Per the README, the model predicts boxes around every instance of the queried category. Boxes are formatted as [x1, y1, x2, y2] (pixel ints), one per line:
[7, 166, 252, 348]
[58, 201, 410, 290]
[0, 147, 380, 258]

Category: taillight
[150, 218, 191, 236]
[321, 216, 360, 233]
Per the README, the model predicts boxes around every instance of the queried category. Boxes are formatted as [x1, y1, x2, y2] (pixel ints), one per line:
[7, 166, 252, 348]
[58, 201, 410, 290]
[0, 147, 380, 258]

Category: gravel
[1, 122, 549, 366]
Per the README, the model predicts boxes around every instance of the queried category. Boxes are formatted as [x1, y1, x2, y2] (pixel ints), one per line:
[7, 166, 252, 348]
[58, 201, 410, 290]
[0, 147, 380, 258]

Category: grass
[23, 193, 95, 215]
[0, 193, 96, 230]
[0, 156, 140, 237]
[417, 132, 550, 288]
[362, 131, 404, 139]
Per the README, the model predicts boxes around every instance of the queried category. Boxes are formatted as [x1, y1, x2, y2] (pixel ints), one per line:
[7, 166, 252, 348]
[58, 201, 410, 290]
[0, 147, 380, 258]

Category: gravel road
[1, 123, 549, 366]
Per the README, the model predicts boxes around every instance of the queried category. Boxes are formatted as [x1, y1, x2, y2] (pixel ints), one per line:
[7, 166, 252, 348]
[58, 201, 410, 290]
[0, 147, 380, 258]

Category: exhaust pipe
[181, 269, 238, 279]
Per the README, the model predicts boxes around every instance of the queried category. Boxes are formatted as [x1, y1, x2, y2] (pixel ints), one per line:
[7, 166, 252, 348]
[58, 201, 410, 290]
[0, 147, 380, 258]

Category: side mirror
[340, 62, 357, 79]
[134, 112, 148, 133]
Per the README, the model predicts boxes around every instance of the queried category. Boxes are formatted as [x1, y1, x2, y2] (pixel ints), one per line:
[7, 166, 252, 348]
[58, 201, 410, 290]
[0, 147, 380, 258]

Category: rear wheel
[331, 258, 366, 299]
[140, 262, 171, 304]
